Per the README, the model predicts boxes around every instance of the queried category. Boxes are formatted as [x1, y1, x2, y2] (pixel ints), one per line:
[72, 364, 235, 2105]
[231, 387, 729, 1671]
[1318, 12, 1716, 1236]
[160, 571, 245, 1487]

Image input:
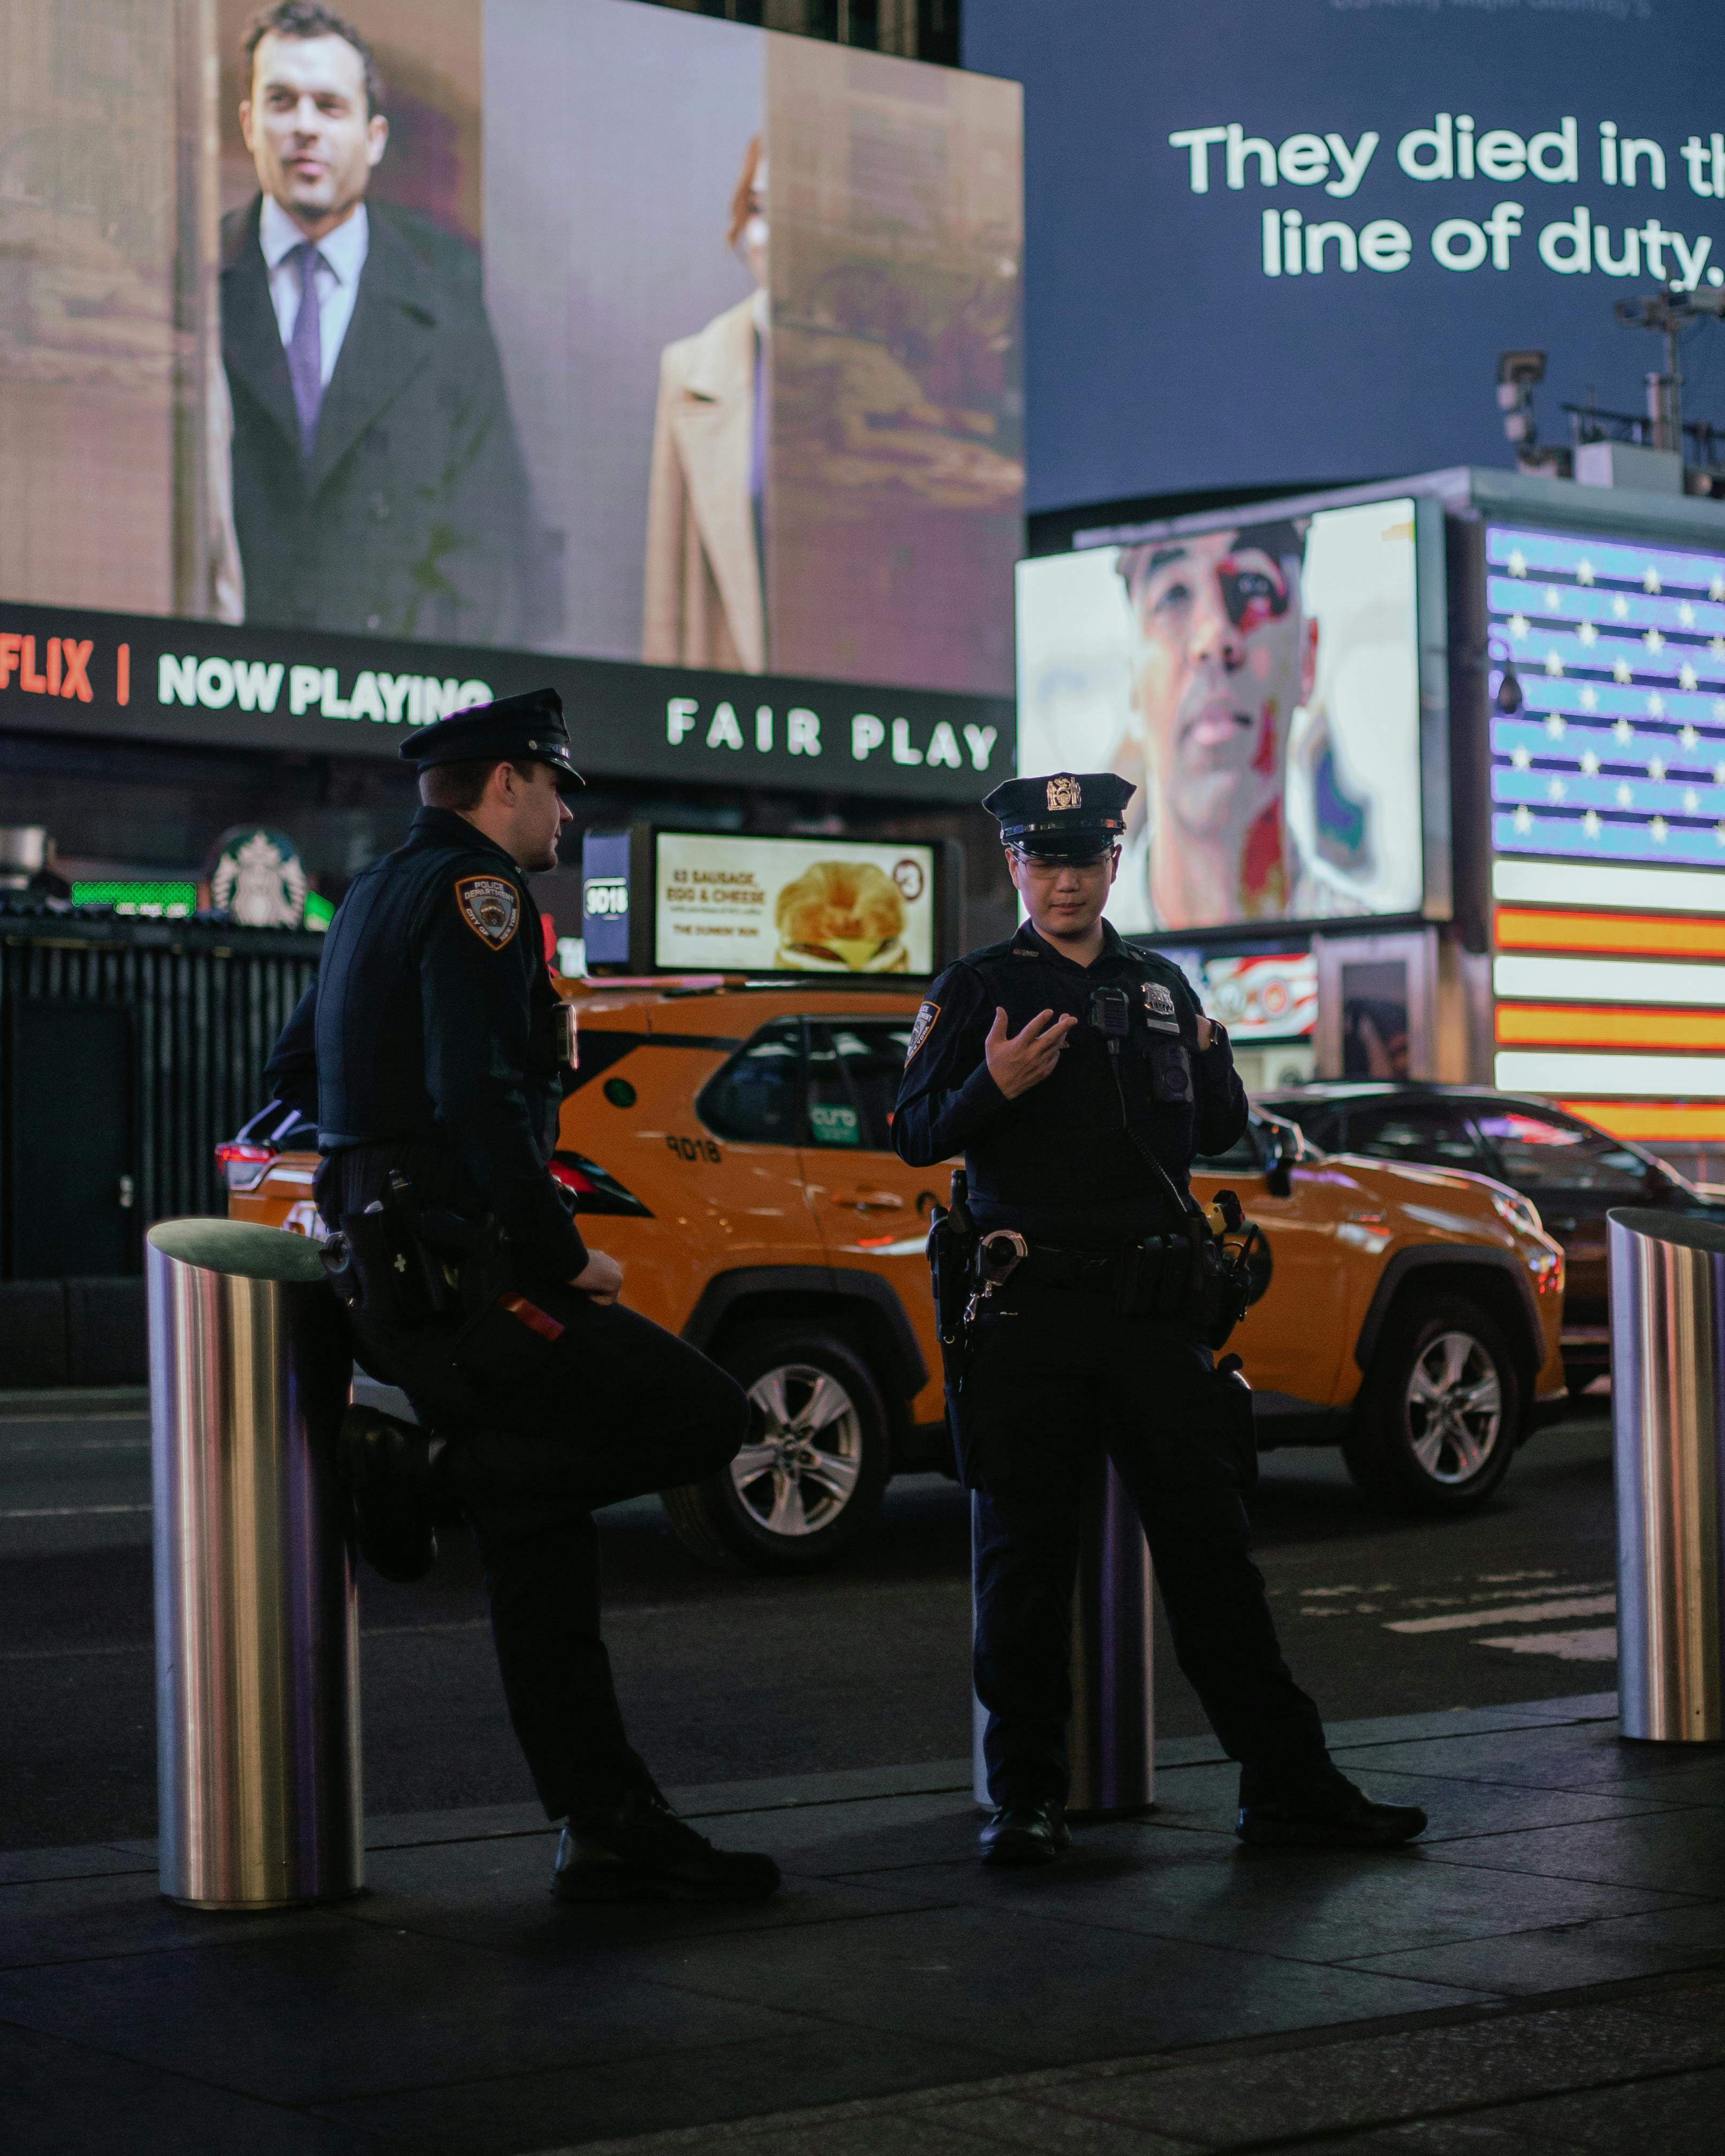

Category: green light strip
[71, 881, 198, 917]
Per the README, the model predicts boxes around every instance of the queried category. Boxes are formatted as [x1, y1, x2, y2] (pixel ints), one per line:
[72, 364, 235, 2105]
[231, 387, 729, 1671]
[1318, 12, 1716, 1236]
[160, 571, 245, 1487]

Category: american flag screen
[1488, 520, 1725, 1149]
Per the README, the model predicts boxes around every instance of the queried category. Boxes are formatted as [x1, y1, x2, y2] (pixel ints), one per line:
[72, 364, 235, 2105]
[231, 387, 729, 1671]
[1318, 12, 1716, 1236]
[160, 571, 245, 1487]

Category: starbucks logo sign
[209, 828, 309, 929]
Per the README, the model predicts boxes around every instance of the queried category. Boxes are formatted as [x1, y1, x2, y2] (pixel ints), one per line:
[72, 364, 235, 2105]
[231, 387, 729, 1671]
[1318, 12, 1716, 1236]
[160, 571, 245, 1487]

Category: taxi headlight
[1490, 1188, 1544, 1238]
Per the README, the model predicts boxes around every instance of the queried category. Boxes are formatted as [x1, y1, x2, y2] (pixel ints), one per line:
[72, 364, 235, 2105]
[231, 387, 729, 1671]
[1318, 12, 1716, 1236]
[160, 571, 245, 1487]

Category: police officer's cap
[982, 772, 1134, 857]
[398, 687, 585, 793]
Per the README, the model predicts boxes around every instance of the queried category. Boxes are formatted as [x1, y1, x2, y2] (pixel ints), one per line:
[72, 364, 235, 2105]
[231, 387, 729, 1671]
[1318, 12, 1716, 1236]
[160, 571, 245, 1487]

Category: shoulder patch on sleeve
[904, 999, 941, 1063]
[455, 874, 520, 950]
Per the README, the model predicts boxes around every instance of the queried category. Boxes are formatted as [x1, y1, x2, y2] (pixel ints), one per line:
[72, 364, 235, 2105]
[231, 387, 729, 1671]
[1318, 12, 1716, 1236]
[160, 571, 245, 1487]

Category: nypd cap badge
[980, 772, 1133, 857]
[456, 875, 521, 950]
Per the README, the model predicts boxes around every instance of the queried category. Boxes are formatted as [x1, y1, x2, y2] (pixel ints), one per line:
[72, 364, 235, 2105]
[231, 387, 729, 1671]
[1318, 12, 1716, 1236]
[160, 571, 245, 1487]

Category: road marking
[0, 1413, 148, 1427]
[0, 1438, 149, 1453]
[1388, 1593, 1615, 1635]
[0, 1504, 151, 1520]
[1478, 1627, 1618, 1661]
[0, 1641, 153, 1662]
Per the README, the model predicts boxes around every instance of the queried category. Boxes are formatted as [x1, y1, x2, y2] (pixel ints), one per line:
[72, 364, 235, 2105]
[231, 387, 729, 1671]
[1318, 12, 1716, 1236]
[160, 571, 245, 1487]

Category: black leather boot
[979, 1798, 1071, 1868]
[553, 1793, 781, 1904]
[1237, 1772, 1427, 1849]
[337, 1404, 440, 1583]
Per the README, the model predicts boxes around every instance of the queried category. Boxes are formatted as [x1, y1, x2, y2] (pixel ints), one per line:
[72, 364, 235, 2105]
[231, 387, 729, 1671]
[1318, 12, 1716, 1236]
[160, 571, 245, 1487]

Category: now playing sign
[0, 601, 1012, 808]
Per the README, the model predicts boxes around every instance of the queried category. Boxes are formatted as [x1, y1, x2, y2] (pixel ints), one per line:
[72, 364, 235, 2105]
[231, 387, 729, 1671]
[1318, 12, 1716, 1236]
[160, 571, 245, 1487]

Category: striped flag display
[1489, 522, 1725, 1145]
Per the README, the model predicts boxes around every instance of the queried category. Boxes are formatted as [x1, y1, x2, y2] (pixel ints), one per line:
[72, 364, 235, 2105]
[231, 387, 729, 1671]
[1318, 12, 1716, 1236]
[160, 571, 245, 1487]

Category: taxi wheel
[1345, 1294, 1520, 1514]
[661, 1322, 891, 1572]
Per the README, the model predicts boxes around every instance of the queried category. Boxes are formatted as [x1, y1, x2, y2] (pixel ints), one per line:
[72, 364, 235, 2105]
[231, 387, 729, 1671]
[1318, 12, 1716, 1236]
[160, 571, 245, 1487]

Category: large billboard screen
[1486, 517, 1725, 1143]
[965, 0, 1721, 511]
[0, 0, 1020, 793]
[1016, 497, 1422, 933]
[653, 832, 936, 975]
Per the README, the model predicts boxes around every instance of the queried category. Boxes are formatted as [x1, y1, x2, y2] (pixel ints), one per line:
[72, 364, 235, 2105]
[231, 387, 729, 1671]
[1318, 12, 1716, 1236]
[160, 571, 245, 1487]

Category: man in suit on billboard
[222, 3, 539, 645]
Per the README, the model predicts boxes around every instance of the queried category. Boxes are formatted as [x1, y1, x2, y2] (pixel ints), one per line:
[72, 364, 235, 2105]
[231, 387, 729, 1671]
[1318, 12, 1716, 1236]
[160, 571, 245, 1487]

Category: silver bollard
[149, 1219, 362, 1908]
[1607, 1206, 1725, 1743]
[972, 1458, 1155, 1816]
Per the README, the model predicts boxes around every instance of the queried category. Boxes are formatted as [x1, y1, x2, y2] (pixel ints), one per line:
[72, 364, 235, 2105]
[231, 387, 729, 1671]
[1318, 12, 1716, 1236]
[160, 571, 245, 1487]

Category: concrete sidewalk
[6, 1692, 1725, 2154]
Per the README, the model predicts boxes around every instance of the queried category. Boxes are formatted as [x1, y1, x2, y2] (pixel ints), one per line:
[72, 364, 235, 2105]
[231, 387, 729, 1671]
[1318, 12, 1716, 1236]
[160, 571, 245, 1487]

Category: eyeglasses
[1010, 846, 1117, 876]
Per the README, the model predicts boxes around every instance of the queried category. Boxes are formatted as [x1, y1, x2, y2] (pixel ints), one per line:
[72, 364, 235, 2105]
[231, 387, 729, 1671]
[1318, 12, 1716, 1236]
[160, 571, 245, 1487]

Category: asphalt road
[0, 1390, 1617, 1851]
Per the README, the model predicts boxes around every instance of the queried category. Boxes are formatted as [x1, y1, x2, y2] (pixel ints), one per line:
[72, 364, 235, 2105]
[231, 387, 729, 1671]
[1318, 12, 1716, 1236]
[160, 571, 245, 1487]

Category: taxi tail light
[215, 1140, 275, 1193]
[550, 1151, 653, 1217]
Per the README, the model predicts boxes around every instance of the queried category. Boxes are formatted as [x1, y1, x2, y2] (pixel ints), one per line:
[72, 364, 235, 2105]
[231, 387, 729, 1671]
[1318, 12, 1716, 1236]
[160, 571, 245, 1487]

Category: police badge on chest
[1140, 978, 1182, 1036]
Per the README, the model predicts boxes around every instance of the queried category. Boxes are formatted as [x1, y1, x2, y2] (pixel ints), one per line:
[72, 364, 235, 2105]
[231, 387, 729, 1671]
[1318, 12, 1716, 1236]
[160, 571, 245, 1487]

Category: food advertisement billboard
[1016, 496, 1423, 934]
[653, 832, 936, 975]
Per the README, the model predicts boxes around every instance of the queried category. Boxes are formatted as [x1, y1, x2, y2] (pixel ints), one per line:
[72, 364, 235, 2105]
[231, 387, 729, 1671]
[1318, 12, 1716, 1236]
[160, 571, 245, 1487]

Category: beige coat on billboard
[641, 296, 766, 675]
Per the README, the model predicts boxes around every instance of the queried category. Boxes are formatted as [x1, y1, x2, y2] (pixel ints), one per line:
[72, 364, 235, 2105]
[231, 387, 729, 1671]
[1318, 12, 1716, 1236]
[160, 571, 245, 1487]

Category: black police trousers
[958, 1282, 1331, 1811]
[353, 1279, 748, 1826]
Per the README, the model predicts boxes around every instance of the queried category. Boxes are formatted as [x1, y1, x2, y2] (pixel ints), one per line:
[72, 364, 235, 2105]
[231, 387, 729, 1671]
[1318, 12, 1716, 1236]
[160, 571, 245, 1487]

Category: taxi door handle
[831, 1189, 905, 1212]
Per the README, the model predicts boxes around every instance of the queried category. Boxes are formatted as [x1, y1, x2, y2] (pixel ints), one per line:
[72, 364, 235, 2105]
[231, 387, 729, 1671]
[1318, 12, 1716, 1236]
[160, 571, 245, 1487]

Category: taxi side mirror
[1259, 1127, 1293, 1199]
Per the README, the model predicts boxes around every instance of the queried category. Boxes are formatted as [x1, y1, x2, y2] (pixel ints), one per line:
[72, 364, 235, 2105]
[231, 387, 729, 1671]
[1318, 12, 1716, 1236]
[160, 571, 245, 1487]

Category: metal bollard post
[972, 1457, 1155, 1816]
[149, 1219, 362, 1908]
[1607, 1207, 1725, 1743]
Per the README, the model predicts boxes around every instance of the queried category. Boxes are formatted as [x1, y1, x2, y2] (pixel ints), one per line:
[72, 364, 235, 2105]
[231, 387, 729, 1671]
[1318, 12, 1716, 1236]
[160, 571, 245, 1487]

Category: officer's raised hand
[985, 1006, 1078, 1099]
[571, 1249, 624, 1305]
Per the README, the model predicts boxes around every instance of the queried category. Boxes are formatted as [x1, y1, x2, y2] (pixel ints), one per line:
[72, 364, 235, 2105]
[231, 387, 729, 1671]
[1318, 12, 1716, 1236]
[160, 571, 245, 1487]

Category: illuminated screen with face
[1015, 498, 1423, 935]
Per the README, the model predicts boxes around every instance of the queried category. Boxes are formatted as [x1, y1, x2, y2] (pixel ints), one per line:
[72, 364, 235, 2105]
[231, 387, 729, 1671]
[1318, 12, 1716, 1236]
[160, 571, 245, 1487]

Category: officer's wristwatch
[1204, 1020, 1229, 1054]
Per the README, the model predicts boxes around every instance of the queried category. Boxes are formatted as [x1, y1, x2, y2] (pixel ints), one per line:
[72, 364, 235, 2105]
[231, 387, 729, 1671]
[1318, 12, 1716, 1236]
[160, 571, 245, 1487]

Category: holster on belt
[926, 1168, 979, 1390]
[321, 1169, 504, 1330]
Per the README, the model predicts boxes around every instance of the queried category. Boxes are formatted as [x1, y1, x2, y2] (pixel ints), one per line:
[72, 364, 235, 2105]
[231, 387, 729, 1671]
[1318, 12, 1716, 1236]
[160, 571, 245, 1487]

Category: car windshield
[1473, 1106, 1654, 1195]
[1257, 1094, 1341, 1152]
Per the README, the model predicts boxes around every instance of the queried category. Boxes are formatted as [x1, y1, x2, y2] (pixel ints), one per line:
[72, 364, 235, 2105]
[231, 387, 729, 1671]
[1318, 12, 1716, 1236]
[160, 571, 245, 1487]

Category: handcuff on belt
[963, 1228, 1028, 1326]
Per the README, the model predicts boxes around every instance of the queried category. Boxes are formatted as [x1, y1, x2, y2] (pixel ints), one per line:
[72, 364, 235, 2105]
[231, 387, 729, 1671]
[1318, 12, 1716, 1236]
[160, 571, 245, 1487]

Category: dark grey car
[1258, 1083, 1720, 1393]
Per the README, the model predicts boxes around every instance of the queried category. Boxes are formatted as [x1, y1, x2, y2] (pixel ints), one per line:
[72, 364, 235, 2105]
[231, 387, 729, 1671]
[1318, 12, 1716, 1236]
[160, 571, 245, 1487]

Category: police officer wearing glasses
[892, 772, 1426, 1867]
[266, 687, 779, 1906]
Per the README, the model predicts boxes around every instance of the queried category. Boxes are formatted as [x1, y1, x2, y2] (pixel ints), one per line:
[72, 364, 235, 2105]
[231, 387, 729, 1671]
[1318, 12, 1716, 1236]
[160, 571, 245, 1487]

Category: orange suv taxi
[223, 975, 1566, 1567]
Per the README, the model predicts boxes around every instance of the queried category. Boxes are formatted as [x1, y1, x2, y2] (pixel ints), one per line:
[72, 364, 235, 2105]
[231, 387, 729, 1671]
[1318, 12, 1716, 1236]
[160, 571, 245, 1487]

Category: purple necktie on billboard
[285, 240, 323, 458]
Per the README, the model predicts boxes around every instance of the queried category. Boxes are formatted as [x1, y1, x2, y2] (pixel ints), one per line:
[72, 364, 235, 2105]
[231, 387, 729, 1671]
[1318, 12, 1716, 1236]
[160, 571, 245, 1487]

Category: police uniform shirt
[892, 918, 1247, 1248]
[309, 805, 585, 1281]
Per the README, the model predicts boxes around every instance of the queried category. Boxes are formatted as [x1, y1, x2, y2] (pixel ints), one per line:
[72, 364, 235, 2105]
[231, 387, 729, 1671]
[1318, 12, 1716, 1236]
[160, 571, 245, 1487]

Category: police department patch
[1046, 775, 1082, 811]
[905, 1000, 940, 1062]
[455, 875, 520, 950]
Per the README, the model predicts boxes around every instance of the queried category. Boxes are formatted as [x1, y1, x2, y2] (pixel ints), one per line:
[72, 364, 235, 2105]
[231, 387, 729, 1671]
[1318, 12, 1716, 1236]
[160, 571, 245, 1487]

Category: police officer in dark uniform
[266, 688, 780, 1904]
[893, 771, 1427, 1867]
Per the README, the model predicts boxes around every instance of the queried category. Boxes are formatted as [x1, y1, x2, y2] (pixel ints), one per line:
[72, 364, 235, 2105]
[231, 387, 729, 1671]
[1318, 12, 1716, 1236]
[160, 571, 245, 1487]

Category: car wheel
[661, 1322, 891, 1572]
[1345, 1293, 1520, 1513]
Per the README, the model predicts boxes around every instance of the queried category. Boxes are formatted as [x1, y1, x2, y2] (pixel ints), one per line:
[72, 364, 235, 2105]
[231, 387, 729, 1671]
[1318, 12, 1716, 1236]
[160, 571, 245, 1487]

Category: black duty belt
[989, 1235, 1185, 1297]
